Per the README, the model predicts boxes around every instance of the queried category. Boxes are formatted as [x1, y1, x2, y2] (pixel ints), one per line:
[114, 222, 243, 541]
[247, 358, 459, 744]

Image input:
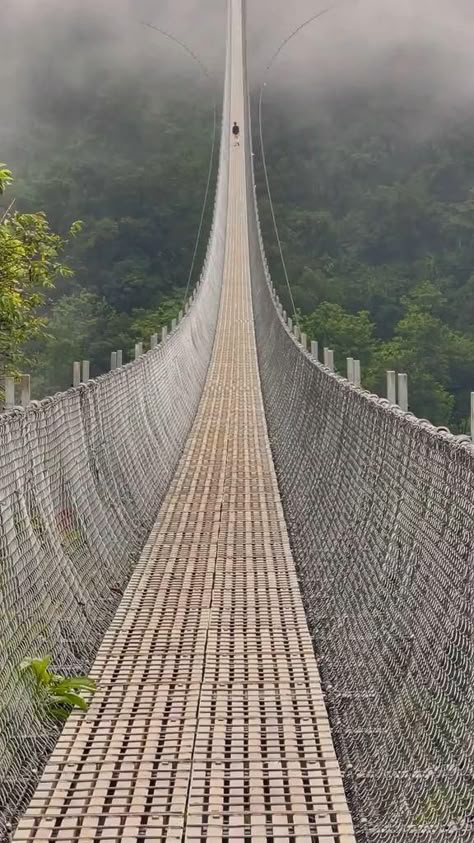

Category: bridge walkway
[14, 1, 354, 840]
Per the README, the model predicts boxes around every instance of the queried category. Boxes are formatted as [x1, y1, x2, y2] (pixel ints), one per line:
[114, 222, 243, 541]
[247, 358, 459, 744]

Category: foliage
[257, 86, 474, 429]
[0, 171, 78, 383]
[1, 72, 214, 396]
[20, 656, 96, 721]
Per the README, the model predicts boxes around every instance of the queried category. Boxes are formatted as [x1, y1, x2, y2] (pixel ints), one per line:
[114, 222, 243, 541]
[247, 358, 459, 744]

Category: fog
[1, 0, 474, 152]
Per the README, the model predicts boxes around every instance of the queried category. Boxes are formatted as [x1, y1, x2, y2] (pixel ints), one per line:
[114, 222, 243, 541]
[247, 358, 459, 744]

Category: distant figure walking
[232, 121, 240, 146]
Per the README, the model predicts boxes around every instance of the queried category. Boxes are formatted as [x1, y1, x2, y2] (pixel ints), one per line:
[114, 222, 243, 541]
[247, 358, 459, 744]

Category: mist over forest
[2, 0, 474, 426]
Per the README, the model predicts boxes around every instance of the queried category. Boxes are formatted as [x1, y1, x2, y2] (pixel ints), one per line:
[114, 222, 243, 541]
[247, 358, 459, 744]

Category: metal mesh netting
[0, 25, 232, 835]
[244, 56, 474, 843]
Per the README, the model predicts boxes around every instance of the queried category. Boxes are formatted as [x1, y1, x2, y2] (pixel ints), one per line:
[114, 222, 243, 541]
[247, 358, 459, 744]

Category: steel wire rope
[257, 4, 344, 324]
[141, 21, 218, 310]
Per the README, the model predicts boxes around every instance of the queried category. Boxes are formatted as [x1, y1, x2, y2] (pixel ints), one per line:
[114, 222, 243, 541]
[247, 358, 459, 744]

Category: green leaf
[53, 676, 96, 694]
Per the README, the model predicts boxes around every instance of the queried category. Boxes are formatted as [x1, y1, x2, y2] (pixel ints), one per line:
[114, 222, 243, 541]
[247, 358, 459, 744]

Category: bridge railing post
[347, 357, 354, 382]
[323, 347, 329, 368]
[162, 326, 168, 344]
[301, 333, 308, 351]
[151, 334, 158, 350]
[353, 360, 361, 388]
[398, 373, 408, 412]
[21, 375, 31, 408]
[311, 341, 319, 361]
[327, 350, 335, 372]
[288, 317, 293, 333]
[111, 352, 118, 371]
[4, 377, 15, 410]
[471, 393, 474, 443]
[82, 361, 90, 383]
[387, 370, 396, 404]
[135, 343, 143, 361]
[171, 318, 177, 332]
[73, 362, 81, 388]
[294, 323, 300, 341]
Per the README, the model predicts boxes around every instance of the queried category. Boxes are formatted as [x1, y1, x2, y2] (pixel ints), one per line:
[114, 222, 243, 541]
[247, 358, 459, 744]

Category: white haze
[1, 0, 474, 148]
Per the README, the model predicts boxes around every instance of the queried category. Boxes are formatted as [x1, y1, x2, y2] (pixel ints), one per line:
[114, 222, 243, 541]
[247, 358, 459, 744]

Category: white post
[471, 393, 474, 443]
[301, 333, 308, 351]
[135, 342, 143, 360]
[162, 326, 168, 344]
[327, 349, 335, 372]
[346, 357, 354, 382]
[294, 323, 300, 341]
[323, 347, 330, 367]
[398, 373, 408, 412]
[288, 317, 293, 333]
[73, 362, 81, 388]
[81, 361, 90, 383]
[283, 310, 287, 322]
[21, 375, 31, 408]
[185, 302, 190, 315]
[111, 352, 117, 371]
[117, 350, 123, 368]
[171, 318, 177, 332]
[151, 334, 158, 350]
[311, 341, 319, 361]
[4, 377, 15, 410]
[178, 310, 184, 323]
[387, 370, 396, 404]
[354, 360, 361, 388]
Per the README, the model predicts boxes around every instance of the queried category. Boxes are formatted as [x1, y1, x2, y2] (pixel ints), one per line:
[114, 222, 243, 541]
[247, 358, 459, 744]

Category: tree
[300, 302, 378, 371]
[0, 167, 77, 384]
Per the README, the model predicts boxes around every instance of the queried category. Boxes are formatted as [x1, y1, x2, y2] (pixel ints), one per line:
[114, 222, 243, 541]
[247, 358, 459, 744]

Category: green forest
[2, 52, 474, 428]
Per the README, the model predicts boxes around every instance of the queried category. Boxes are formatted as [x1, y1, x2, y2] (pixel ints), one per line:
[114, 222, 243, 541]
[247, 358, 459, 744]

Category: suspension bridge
[1, 1, 473, 841]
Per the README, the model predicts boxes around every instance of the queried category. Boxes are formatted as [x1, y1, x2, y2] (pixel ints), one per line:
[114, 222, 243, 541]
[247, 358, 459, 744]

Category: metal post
[82, 361, 90, 383]
[116, 350, 123, 368]
[311, 341, 319, 361]
[171, 318, 177, 332]
[111, 352, 118, 371]
[135, 342, 143, 360]
[347, 357, 354, 382]
[21, 375, 31, 408]
[398, 374, 408, 412]
[73, 362, 81, 388]
[4, 377, 15, 409]
[151, 334, 158, 350]
[353, 360, 361, 388]
[162, 326, 168, 344]
[327, 350, 335, 372]
[301, 333, 308, 351]
[387, 371, 396, 404]
[471, 393, 474, 443]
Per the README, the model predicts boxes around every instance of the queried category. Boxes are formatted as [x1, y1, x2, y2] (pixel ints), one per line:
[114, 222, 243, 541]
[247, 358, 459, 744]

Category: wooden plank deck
[14, 2, 355, 840]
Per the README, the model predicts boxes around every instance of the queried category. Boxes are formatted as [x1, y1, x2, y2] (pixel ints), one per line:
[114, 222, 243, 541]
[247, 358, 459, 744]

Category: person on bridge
[232, 121, 240, 146]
